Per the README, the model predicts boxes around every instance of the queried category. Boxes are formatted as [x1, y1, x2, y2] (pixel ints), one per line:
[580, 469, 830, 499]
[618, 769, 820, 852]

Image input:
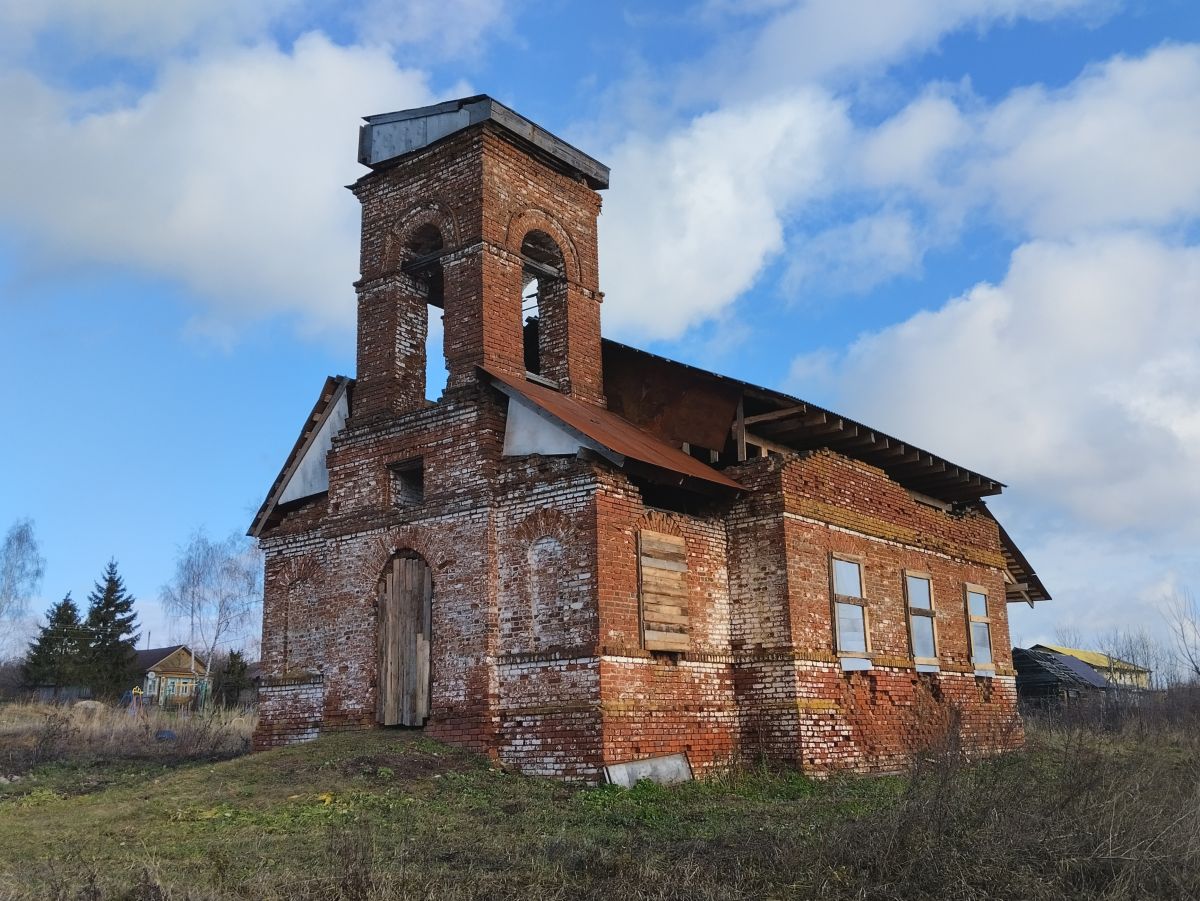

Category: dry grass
[811, 720, 1200, 900]
[0, 709, 1197, 900]
[0, 701, 255, 775]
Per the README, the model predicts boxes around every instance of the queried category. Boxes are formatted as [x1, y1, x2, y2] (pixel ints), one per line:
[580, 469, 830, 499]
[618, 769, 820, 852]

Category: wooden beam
[878, 445, 920, 462]
[829, 430, 878, 450]
[735, 398, 747, 462]
[906, 489, 952, 512]
[521, 255, 564, 281]
[744, 404, 807, 426]
[745, 431, 795, 456]
[400, 250, 443, 275]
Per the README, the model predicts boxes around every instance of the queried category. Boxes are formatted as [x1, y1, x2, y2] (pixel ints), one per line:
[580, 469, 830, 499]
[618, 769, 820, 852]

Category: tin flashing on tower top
[358, 94, 610, 190]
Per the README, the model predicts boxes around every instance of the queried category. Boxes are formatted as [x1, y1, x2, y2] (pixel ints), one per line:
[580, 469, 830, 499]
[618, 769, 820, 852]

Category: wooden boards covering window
[376, 553, 432, 726]
[638, 530, 690, 652]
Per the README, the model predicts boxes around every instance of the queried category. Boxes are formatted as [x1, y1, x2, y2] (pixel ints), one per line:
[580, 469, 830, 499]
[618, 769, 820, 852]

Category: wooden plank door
[377, 554, 432, 726]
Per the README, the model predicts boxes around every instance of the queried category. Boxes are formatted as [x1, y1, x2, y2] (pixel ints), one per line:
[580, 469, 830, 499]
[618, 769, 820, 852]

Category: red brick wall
[738, 452, 1022, 773]
[254, 118, 1024, 779]
[591, 473, 741, 773]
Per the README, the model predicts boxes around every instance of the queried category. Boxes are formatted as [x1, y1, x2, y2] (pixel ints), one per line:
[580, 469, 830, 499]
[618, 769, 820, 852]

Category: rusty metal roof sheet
[483, 366, 743, 493]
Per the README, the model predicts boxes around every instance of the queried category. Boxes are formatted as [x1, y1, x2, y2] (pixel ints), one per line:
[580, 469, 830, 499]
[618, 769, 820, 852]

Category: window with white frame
[905, 573, 937, 663]
[966, 585, 993, 668]
[832, 557, 868, 655]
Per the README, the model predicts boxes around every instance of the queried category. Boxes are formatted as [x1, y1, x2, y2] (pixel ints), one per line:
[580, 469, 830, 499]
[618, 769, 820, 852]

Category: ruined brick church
[250, 95, 1049, 779]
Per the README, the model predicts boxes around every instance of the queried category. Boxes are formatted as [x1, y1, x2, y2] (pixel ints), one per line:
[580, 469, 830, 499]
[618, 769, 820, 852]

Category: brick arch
[369, 531, 440, 588]
[379, 200, 461, 276]
[512, 508, 576, 547]
[504, 208, 582, 283]
[636, 510, 685, 539]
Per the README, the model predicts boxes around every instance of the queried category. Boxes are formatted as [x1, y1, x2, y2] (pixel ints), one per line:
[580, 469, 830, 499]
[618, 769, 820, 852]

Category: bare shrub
[1024, 682, 1200, 739]
[0, 701, 255, 772]
[810, 716, 1200, 900]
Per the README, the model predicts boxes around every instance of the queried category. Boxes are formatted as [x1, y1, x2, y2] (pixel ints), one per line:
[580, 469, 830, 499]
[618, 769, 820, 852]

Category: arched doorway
[376, 551, 432, 726]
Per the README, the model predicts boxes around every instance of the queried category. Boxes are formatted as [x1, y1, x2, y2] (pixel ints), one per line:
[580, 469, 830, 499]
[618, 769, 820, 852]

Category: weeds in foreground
[0, 716, 1197, 900]
[0, 701, 255, 776]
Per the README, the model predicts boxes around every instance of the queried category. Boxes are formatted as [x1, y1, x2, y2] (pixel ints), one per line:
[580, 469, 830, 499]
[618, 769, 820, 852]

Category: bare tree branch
[1164, 589, 1200, 684]
[161, 530, 262, 677]
[0, 519, 46, 625]
[1054, 624, 1088, 649]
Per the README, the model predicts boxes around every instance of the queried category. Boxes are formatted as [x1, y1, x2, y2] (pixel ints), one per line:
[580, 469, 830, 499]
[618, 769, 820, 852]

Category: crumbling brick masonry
[249, 95, 1049, 779]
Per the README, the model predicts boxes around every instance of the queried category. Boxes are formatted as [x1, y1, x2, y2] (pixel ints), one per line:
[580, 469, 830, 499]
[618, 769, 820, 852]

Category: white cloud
[1005, 519, 1191, 652]
[973, 43, 1200, 235]
[694, 0, 1110, 99]
[601, 37, 1200, 342]
[600, 89, 851, 341]
[778, 42, 1200, 312]
[0, 33, 442, 334]
[0, 0, 512, 64]
[793, 233, 1200, 535]
[0, 0, 303, 60]
[349, 0, 510, 61]
[785, 210, 923, 296]
[858, 89, 970, 202]
[855, 43, 1200, 237]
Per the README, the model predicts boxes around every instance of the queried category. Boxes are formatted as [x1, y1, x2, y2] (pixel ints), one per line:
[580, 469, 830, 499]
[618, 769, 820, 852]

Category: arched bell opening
[519, 229, 566, 378]
[401, 223, 450, 402]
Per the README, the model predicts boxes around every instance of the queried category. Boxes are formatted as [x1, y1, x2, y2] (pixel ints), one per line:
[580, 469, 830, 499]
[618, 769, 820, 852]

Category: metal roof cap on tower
[358, 94, 610, 189]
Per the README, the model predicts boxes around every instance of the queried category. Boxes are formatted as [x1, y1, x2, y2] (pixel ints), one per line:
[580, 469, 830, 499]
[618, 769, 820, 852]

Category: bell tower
[350, 96, 610, 420]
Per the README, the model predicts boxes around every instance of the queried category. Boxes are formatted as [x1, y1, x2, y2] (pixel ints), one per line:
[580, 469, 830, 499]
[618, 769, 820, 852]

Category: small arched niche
[519, 230, 566, 377]
[527, 536, 564, 639]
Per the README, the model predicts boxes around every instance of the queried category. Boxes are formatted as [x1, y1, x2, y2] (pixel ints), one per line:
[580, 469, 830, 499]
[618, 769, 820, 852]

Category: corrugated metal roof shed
[1033, 644, 1148, 674]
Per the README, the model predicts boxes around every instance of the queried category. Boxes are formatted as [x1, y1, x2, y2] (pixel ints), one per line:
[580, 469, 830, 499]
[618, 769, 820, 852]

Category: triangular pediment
[248, 376, 351, 537]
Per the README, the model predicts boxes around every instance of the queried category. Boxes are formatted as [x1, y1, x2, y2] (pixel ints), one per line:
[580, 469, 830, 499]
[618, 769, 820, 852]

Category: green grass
[0, 730, 899, 899]
[0, 721, 1196, 900]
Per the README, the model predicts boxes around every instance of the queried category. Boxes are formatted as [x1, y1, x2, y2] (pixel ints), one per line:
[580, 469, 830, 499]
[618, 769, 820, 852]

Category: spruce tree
[23, 593, 84, 697]
[212, 650, 251, 707]
[84, 560, 141, 698]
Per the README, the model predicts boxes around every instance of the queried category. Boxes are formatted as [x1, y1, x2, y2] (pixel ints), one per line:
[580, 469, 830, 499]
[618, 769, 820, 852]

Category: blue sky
[1, 0, 1198, 662]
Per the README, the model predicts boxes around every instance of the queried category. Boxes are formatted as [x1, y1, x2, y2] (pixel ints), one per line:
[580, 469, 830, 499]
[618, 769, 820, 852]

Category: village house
[249, 95, 1050, 779]
[136, 645, 207, 706]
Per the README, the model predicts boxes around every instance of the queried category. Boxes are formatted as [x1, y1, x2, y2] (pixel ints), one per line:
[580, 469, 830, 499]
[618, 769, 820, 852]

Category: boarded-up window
[638, 530, 690, 652]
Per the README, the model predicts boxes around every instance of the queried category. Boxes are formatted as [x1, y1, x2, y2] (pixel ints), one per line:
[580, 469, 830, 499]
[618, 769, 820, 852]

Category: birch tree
[161, 531, 262, 676]
[1, 518, 45, 626]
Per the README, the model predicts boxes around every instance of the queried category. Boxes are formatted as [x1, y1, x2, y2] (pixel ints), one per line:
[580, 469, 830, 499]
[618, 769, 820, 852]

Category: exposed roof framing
[602, 338, 1004, 504]
[978, 505, 1051, 604]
